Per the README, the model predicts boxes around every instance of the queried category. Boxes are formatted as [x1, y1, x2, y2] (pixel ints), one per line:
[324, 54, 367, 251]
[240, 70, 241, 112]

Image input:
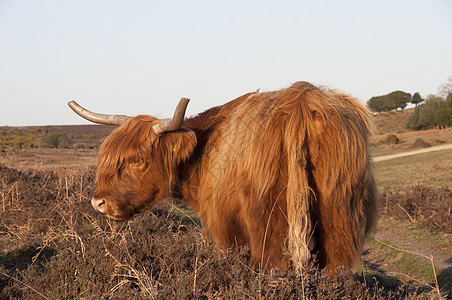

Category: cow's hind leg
[315, 200, 363, 278]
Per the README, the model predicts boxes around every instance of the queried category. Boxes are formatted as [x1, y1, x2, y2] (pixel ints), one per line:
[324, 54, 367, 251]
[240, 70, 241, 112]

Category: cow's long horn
[68, 101, 132, 126]
[153, 97, 190, 134]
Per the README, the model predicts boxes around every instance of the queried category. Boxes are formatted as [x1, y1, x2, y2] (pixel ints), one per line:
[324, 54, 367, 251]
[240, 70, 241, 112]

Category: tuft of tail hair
[283, 91, 316, 271]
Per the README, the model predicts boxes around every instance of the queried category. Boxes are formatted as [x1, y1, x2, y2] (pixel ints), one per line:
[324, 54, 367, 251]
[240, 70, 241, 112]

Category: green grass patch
[169, 200, 201, 227]
[377, 218, 452, 254]
[365, 238, 449, 292]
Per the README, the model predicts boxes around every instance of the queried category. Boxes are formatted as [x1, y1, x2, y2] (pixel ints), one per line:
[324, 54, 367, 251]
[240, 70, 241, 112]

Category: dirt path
[373, 143, 452, 162]
[361, 225, 452, 298]
[369, 224, 452, 272]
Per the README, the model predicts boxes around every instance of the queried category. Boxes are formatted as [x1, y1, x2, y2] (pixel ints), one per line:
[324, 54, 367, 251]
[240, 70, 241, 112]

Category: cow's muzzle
[91, 197, 106, 213]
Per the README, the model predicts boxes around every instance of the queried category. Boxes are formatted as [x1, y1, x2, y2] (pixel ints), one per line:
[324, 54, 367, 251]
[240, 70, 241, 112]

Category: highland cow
[68, 81, 377, 275]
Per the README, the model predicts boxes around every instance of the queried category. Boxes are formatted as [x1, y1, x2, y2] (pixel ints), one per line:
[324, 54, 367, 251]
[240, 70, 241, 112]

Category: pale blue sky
[1, 0, 451, 126]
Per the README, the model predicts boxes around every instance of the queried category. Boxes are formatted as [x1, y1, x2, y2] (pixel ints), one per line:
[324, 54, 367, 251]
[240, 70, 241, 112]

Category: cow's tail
[283, 94, 314, 272]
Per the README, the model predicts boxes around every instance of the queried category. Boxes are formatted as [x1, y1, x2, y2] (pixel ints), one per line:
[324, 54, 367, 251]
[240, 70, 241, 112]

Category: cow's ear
[157, 128, 197, 164]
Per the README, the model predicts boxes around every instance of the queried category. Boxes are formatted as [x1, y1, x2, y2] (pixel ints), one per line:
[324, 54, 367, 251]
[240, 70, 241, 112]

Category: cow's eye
[130, 159, 149, 169]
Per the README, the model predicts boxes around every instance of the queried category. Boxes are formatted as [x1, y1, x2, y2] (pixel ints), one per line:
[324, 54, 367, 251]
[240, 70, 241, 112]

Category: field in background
[0, 149, 97, 174]
[1, 111, 451, 298]
[374, 148, 452, 190]
[370, 127, 452, 157]
[0, 125, 114, 151]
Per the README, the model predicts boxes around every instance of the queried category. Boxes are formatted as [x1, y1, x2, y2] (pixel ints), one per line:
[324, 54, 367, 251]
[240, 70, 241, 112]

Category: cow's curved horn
[153, 98, 190, 135]
[68, 101, 132, 126]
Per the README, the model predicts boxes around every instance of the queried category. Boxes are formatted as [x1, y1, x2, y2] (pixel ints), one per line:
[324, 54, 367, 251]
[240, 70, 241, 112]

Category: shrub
[380, 186, 452, 234]
[45, 133, 73, 148]
[380, 134, 400, 145]
[433, 138, 444, 144]
[407, 94, 452, 130]
[411, 138, 430, 148]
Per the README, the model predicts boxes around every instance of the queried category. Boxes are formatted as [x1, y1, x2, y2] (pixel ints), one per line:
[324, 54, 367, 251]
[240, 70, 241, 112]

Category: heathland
[0, 110, 451, 299]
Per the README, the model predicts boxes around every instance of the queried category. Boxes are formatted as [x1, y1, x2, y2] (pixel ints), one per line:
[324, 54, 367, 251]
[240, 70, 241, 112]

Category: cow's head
[68, 99, 196, 221]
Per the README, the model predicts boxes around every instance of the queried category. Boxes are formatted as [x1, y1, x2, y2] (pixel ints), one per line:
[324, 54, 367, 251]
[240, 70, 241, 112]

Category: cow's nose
[91, 197, 106, 213]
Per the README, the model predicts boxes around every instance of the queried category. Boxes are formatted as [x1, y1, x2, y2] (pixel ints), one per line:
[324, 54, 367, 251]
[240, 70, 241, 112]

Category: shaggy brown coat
[94, 81, 378, 275]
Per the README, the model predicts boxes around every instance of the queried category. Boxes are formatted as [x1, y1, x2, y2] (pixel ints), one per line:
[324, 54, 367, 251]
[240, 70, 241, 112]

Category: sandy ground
[373, 143, 452, 162]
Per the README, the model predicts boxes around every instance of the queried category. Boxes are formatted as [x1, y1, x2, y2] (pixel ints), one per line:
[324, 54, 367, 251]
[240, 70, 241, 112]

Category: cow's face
[91, 116, 197, 221]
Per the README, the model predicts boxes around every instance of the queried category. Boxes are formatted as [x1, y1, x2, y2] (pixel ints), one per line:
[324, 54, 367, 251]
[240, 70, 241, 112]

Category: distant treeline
[0, 127, 101, 150]
[368, 76, 452, 130]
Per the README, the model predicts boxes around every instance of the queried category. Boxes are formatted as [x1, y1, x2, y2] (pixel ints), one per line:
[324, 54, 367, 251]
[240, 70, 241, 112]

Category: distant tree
[45, 133, 61, 148]
[387, 91, 411, 110]
[58, 134, 73, 148]
[410, 92, 424, 108]
[440, 92, 452, 125]
[438, 75, 452, 98]
[45, 133, 73, 148]
[447, 92, 452, 102]
[367, 90, 411, 112]
[407, 94, 452, 130]
[367, 96, 386, 112]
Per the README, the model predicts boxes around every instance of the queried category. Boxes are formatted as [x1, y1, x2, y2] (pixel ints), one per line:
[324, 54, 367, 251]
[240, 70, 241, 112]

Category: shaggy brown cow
[68, 81, 377, 275]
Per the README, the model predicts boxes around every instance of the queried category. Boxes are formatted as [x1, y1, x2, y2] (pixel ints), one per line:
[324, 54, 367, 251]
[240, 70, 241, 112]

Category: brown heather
[0, 165, 444, 298]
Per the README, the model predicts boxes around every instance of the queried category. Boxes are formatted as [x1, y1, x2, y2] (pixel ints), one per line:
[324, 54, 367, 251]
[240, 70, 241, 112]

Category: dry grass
[373, 148, 452, 190]
[0, 148, 98, 174]
[371, 127, 452, 157]
[373, 109, 415, 135]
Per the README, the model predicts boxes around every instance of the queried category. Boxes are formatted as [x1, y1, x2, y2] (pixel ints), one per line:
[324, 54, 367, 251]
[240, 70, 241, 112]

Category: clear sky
[1, 0, 451, 126]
